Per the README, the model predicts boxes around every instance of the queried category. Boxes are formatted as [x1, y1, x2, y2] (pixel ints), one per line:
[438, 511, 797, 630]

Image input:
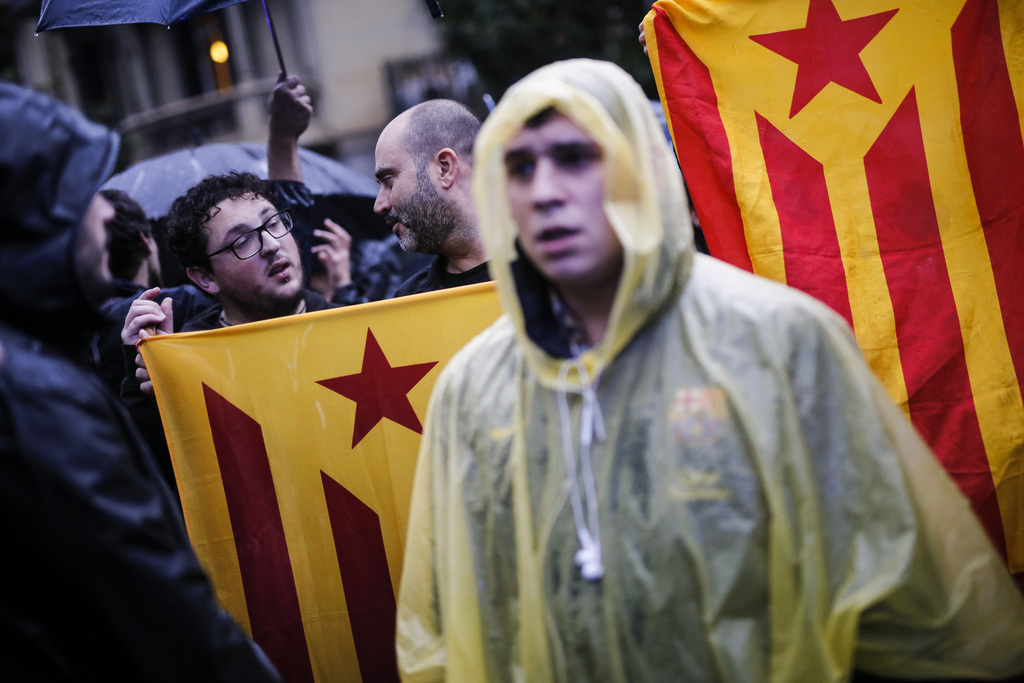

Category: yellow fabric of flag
[645, 0, 1024, 586]
[140, 283, 501, 683]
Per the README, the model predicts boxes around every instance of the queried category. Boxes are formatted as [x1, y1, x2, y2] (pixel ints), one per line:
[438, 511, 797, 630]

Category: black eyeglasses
[206, 209, 294, 260]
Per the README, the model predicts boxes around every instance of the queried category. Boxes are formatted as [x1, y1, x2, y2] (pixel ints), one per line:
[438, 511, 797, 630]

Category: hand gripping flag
[141, 284, 501, 682]
[645, 0, 1024, 586]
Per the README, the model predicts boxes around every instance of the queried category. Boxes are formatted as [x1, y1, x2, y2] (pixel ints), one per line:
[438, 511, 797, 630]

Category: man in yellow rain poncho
[396, 59, 1024, 682]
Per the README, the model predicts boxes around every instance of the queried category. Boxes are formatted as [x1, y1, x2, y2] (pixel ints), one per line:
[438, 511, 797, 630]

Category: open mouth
[537, 226, 577, 242]
[533, 227, 580, 258]
[268, 260, 290, 278]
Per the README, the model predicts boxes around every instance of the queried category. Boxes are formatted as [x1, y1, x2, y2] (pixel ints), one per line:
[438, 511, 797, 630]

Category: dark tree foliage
[437, 0, 657, 101]
[0, 10, 21, 82]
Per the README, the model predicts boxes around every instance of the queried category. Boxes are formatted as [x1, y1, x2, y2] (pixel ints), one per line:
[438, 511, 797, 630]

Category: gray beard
[392, 173, 463, 255]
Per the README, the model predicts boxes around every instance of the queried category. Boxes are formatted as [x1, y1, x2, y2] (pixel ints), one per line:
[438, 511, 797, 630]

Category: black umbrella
[37, 0, 288, 74]
[103, 142, 378, 219]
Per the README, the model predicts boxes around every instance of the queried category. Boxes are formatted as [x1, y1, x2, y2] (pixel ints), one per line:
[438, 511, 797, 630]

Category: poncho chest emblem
[670, 386, 728, 447]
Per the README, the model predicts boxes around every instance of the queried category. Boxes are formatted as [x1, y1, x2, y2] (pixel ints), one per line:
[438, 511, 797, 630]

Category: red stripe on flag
[203, 384, 315, 683]
[864, 92, 1007, 560]
[953, 0, 1024, 401]
[652, 7, 753, 271]
[756, 113, 853, 326]
[321, 472, 400, 683]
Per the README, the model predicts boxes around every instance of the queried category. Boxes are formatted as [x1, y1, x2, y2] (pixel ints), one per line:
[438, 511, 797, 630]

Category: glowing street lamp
[210, 40, 229, 64]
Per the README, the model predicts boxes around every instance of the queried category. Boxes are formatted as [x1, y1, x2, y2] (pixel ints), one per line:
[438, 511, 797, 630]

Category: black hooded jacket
[0, 83, 280, 682]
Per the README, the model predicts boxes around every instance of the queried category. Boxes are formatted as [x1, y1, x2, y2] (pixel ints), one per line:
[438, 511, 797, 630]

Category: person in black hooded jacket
[0, 82, 281, 682]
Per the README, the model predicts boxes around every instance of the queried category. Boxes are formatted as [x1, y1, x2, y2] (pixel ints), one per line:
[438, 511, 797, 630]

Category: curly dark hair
[99, 189, 151, 281]
[163, 172, 275, 270]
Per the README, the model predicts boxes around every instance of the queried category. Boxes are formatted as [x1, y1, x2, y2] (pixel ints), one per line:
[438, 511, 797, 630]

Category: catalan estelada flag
[645, 0, 1024, 586]
[140, 283, 501, 682]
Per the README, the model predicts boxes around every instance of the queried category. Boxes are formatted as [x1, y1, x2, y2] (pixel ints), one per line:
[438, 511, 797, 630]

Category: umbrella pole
[262, 0, 288, 76]
[424, 0, 444, 19]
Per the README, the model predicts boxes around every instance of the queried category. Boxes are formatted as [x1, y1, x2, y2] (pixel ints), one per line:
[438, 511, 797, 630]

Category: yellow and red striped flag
[140, 283, 501, 682]
[645, 0, 1024, 586]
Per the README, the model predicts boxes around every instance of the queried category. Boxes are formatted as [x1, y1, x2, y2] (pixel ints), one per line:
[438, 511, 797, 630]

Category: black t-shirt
[392, 257, 490, 297]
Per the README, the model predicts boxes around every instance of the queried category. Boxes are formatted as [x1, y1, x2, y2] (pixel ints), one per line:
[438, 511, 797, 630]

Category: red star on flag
[750, 0, 897, 117]
[318, 329, 438, 447]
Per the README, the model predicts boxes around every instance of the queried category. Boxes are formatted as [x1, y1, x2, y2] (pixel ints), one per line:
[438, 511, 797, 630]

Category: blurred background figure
[94, 188, 216, 397]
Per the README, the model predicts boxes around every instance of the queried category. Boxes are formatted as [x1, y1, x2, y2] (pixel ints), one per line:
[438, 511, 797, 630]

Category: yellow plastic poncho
[396, 58, 1024, 682]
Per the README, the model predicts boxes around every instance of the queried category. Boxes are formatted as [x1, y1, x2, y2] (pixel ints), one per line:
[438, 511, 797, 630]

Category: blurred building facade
[1, 0, 482, 176]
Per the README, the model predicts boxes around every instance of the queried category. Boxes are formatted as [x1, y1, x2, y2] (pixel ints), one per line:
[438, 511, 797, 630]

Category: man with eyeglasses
[122, 172, 335, 346]
[118, 173, 342, 497]
[178, 173, 317, 330]
[129, 169, 337, 333]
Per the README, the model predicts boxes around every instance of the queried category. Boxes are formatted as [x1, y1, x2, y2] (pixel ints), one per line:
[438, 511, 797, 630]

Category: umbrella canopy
[36, 0, 288, 74]
[103, 142, 379, 220]
[37, 0, 248, 30]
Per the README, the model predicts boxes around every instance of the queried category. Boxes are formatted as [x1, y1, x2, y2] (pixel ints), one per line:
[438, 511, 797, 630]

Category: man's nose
[260, 230, 283, 256]
[374, 187, 390, 214]
[530, 158, 564, 207]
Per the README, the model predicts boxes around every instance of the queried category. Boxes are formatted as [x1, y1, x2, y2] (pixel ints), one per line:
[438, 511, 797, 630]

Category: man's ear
[435, 148, 459, 189]
[138, 231, 155, 257]
[186, 266, 219, 297]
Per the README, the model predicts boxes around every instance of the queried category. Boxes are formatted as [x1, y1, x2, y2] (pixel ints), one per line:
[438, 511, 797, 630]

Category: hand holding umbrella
[267, 73, 312, 182]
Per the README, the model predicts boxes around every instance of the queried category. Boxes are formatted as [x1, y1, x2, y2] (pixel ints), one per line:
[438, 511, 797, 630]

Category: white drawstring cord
[557, 359, 606, 581]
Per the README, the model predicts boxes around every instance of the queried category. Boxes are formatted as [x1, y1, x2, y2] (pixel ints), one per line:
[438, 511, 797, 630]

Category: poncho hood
[0, 82, 119, 353]
[473, 59, 693, 388]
